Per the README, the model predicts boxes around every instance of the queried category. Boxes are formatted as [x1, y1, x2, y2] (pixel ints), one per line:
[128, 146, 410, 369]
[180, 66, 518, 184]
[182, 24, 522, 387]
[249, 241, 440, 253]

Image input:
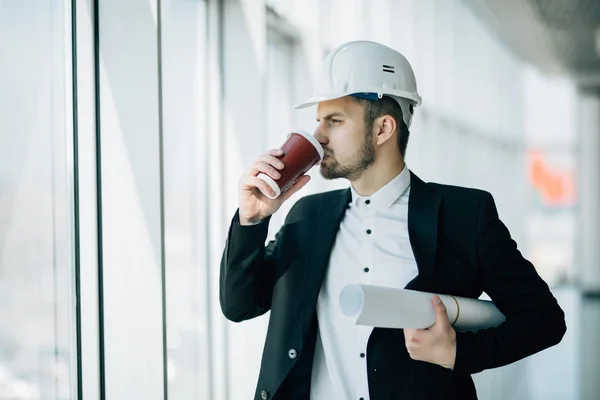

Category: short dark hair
[351, 96, 410, 157]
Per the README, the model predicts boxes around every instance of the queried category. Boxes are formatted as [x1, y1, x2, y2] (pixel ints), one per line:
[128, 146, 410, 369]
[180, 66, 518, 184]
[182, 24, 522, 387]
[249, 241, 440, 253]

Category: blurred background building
[0, 0, 599, 399]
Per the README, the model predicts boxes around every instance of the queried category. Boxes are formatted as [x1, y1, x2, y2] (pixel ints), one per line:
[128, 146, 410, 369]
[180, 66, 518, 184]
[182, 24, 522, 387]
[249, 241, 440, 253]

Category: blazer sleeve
[452, 192, 567, 375]
[219, 201, 301, 323]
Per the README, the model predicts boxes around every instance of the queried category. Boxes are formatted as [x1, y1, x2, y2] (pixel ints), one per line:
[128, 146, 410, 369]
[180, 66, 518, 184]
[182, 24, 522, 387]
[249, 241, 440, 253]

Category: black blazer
[220, 171, 566, 400]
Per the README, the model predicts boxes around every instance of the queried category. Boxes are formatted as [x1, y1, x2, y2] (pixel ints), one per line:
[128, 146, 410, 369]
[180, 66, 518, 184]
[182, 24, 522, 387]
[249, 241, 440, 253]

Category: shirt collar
[350, 164, 411, 209]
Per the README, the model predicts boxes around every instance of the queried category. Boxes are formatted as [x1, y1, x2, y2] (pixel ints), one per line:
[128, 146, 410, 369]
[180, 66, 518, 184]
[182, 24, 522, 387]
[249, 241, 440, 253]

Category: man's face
[314, 96, 375, 182]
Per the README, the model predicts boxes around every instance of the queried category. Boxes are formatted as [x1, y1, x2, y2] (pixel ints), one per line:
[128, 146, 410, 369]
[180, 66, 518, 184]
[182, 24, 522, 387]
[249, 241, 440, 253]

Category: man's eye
[331, 119, 341, 124]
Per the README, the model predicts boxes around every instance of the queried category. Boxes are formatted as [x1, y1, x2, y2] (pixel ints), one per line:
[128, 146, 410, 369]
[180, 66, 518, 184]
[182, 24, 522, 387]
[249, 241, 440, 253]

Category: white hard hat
[295, 40, 422, 127]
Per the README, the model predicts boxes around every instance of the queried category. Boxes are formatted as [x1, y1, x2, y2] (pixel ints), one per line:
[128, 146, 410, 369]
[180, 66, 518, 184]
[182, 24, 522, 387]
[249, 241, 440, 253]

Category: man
[220, 41, 566, 400]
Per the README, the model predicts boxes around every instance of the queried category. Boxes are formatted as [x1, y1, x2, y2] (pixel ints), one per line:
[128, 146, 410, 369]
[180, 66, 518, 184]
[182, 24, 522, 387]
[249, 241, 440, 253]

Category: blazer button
[260, 390, 268, 399]
[288, 348, 298, 359]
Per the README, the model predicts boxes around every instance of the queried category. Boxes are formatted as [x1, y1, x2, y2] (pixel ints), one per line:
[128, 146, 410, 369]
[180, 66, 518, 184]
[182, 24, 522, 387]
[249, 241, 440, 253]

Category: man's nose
[313, 126, 328, 146]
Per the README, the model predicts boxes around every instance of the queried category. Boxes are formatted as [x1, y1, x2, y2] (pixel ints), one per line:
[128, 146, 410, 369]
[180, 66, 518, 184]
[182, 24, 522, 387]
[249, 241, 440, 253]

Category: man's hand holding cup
[238, 130, 324, 226]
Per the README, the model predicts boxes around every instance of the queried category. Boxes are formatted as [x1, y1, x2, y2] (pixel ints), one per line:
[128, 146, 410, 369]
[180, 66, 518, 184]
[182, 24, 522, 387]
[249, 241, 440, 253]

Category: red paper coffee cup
[258, 129, 324, 199]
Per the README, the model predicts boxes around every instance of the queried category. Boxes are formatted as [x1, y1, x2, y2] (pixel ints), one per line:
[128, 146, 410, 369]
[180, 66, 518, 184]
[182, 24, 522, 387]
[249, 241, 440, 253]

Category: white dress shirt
[310, 165, 419, 400]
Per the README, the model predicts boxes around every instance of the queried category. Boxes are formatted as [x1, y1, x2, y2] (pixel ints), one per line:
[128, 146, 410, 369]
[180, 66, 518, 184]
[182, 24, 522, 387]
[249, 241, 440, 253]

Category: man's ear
[375, 114, 397, 146]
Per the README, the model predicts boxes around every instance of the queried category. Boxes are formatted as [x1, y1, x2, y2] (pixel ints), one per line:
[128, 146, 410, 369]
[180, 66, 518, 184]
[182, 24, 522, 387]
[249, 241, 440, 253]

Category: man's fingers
[258, 154, 285, 170]
[249, 161, 282, 180]
[281, 175, 311, 202]
[247, 151, 285, 176]
[268, 148, 284, 157]
[404, 328, 421, 360]
[404, 329, 420, 344]
[240, 175, 276, 198]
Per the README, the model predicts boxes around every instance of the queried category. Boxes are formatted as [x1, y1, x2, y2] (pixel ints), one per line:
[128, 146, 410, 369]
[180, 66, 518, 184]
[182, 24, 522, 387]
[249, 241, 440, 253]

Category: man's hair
[351, 96, 410, 157]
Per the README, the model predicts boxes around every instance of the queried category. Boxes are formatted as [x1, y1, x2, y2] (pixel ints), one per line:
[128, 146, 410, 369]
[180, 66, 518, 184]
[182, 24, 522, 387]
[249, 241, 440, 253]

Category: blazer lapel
[302, 188, 351, 330]
[407, 171, 441, 281]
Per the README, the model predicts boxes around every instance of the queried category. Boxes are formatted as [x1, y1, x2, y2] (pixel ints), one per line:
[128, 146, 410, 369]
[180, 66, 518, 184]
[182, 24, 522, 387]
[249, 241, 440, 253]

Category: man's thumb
[432, 295, 449, 324]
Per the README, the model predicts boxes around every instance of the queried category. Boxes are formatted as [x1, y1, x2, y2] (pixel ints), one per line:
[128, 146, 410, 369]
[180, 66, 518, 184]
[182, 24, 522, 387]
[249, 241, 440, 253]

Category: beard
[320, 131, 375, 181]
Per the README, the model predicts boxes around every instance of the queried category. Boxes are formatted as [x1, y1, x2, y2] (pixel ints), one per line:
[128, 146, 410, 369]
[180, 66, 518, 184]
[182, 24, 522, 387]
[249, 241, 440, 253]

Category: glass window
[0, 1, 77, 399]
[161, 0, 210, 398]
[265, 29, 299, 234]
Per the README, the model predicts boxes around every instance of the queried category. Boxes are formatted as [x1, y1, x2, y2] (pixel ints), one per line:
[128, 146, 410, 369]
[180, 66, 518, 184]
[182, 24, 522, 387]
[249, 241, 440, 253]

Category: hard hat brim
[295, 91, 422, 110]
[294, 93, 348, 109]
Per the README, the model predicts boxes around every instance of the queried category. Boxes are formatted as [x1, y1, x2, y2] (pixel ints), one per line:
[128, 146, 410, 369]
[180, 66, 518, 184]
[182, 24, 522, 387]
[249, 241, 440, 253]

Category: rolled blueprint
[339, 283, 506, 332]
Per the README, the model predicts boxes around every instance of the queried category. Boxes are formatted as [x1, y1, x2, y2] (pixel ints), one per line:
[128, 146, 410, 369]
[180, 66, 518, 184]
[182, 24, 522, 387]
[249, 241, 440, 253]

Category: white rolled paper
[339, 283, 506, 332]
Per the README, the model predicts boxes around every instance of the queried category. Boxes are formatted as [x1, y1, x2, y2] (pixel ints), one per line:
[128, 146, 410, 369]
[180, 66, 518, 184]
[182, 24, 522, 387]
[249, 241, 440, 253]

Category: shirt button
[261, 390, 268, 399]
[360, 353, 365, 358]
[365, 199, 371, 205]
[288, 349, 297, 359]
[364, 267, 369, 273]
[360, 398, 365, 400]
[366, 229, 372, 235]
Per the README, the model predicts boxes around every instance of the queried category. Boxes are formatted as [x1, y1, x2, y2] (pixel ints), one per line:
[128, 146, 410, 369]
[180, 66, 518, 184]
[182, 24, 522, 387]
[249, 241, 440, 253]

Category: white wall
[523, 68, 578, 286]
